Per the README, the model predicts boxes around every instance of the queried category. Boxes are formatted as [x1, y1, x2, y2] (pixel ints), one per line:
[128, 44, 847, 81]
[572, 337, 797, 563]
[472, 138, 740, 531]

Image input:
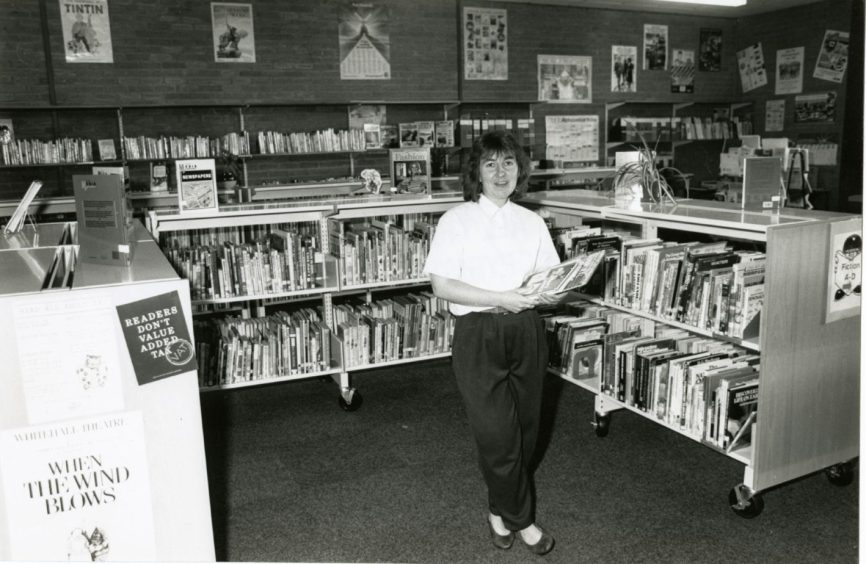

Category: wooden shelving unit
[519, 189, 860, 517]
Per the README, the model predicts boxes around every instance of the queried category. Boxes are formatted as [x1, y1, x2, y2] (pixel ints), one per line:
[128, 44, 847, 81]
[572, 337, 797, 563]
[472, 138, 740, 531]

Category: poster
[670, 48, 695, 93]
[116, 291, 197, 386]
[544, 115, 599, 163]
[765, 99, 785, 132]
[12, 294, 125, 425]
[339, 2, 390, 79]
[698, 28, 722, 72]
[736, 43, 768, 93]
[463, 7, 508, 80]
[794, 92, 837, 123]
[775, 47, 804, 95]
[211, 3, 255, 63]
[538, 55, 592, 103]
[0, 411, 156, 561]
[59, 0, 113, 63]
[825, 218, 862, 323]
[643, 24, 668, 70]
[611, 45, 636, 93]
[814, 29, 849, 83]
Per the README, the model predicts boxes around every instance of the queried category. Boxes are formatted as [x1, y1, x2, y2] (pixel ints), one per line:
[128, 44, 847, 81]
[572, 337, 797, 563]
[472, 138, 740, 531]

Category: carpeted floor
[199, 358, 858, 563]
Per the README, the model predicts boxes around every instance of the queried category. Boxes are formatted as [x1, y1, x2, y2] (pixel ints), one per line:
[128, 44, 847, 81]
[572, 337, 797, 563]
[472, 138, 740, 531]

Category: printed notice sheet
[737, 43, 768, 93]
[814, 29, 849, 83]
[0, 411, 156, 561]
[775, 47, 804, 95]
[544, 115, 599, 163]
[13, 294, 125, 425]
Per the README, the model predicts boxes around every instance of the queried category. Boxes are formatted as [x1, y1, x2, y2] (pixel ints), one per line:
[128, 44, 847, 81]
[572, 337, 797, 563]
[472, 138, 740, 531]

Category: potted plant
[216, 150, 243, 190]
[612, 125, 682, 207]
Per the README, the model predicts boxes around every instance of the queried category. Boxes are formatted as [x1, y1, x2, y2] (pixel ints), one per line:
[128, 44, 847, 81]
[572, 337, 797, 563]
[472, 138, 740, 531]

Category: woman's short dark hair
[462, 130, 531, 202]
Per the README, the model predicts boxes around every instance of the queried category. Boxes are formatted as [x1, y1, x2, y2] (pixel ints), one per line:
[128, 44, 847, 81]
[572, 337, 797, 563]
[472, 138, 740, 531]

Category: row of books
[122, 133, 250, 160]
[255, 128, 367, 155]
[333, 293, 453, 368]
[195, 308, 332, 387]
[162, 228, 322, 300]
[547, 300, 759, 453]
[610, 116, 754, 144]
[553, 224, 765, 340]
[329, 218, 436, 286]
[458, 117, 535, 151]
[0, 137, 94, 166]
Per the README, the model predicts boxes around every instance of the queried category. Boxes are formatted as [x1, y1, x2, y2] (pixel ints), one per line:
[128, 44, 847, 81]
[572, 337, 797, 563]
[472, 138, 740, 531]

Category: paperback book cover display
[176, 159, 218, 214]
[389, 148, 431, 195]
[0, 411, 157, 561]
[73, 174, 134, 266]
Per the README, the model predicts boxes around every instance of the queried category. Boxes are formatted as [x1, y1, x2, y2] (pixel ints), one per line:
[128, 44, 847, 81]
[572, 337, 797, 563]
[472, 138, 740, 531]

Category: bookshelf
[0, 220, 214, 561]
[146, 191, 464, 410]
[519, 190, 860, 518]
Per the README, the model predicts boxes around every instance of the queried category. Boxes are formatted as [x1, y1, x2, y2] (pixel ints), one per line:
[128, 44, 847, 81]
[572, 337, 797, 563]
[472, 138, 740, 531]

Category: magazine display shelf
[0, 220, 214, 561]
[146, 192, 464, 409]
[520, 190, 860, 518]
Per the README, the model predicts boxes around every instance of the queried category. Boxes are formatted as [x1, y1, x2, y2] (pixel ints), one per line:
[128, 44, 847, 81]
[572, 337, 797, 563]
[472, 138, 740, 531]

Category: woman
[423, 130, 561, 555]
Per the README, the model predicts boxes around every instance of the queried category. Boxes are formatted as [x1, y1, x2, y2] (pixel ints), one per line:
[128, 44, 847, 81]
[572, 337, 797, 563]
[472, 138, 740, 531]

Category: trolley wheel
[338, 390, 363, 412]
[826, 462, 855, 486]
[593, 412, 610, 437]
[729, 485, 764, 518]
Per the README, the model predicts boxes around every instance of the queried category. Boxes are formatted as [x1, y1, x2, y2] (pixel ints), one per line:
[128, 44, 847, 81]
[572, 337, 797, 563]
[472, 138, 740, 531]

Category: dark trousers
[451, 309, 548, 531]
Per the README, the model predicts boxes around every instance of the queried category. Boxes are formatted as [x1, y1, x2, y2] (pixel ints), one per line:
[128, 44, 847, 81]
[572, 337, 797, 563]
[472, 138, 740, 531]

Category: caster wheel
[338, 390, 363, 412]
[826, 462, 855, 486]
[729, 486, 764, 518]
[593, 413, 610, 437]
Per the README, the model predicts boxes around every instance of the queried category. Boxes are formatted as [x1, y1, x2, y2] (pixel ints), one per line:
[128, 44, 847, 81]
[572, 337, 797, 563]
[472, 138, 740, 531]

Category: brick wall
[0, 0, 856, 206]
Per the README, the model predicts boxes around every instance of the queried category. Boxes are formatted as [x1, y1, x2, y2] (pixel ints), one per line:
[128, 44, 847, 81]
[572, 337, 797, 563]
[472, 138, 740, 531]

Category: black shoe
[487, 516, 514, 550]
[518, 526, 555, 556]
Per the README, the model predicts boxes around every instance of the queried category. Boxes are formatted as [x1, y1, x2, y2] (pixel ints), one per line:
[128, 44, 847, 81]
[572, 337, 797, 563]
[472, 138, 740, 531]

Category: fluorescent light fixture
[657, 0, 747, 6]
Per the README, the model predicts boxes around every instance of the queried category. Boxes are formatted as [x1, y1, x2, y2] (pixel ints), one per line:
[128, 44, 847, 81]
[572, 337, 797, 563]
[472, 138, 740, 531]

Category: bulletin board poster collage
[463, 7, 508, 80]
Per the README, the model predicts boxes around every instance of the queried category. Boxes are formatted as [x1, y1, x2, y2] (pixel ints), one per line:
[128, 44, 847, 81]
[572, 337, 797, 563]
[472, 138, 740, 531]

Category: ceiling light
[657, 0, 747, 6]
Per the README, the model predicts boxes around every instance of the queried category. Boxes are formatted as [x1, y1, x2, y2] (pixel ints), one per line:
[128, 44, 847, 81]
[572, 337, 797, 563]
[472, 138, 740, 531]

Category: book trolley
[145, 191, 464, 410]
[519, 189, 860, 517]
[0, 221, 214, 561]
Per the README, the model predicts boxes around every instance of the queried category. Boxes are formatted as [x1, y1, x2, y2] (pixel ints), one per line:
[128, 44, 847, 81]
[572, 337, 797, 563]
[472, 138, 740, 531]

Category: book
[518, 251, 606, 296]
[398, 122, 419, 147]
[0, 117, 13, 142]
[175, 158, 218, 214]
[97, 138, 117, 160]
[389, 147, 431, 195]
[2, 180, 43, 234]
[416, 121, 435, 147]
[363, 123, 381, 150]
[380, 124, 399, 149]
[435, 120, 455, 147]
[150, 161, 169, 192]
[73, 173, 134, 266]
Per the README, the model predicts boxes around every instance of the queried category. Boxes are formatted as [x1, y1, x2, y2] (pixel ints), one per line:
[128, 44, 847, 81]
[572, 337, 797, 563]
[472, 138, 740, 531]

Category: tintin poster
[464, 6, 508, 80]
[0, 411, 156, 561]
[116, 291, 197, 386]
[59, 0, 113, 63]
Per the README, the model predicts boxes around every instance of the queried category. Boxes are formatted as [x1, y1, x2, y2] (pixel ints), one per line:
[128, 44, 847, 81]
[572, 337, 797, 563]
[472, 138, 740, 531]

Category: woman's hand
[496, 290, 541, 313]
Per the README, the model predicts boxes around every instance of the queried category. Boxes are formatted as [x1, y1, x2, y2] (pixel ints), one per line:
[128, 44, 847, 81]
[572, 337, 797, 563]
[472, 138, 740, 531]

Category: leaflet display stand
[0, 221, 215, 561]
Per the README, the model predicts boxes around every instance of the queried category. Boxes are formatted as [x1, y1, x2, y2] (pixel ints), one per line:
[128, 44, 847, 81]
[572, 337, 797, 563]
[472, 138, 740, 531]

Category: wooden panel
[753, 220, 860, 491]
